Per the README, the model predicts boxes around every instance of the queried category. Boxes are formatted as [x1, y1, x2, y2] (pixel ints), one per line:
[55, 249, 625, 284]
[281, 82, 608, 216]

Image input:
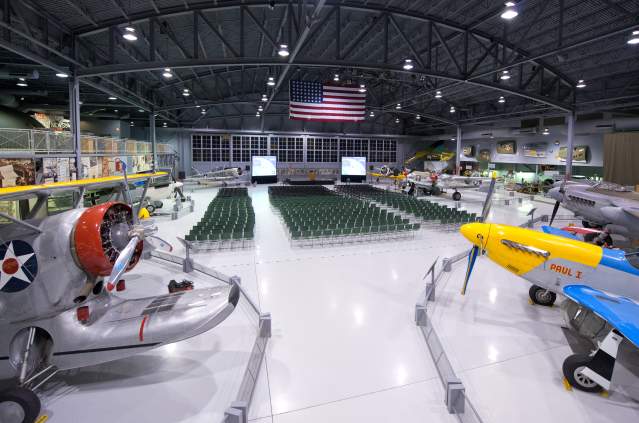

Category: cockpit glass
[592, 182, 630, 192]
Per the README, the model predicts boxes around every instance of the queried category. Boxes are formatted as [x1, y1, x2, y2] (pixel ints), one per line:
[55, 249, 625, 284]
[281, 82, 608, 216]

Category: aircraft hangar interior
[1, 1, 639, 423]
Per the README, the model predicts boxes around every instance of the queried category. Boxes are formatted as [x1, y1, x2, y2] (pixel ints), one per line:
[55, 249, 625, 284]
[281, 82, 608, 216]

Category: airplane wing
[563, 284, 639, 348]
[0, 172, 167, 202]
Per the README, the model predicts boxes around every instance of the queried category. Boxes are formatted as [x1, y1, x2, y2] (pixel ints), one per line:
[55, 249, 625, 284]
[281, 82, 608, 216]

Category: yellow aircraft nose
[460, 222, 491, 248]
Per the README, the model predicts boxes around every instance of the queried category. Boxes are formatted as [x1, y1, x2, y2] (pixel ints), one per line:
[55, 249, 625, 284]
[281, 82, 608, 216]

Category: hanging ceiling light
[201, 109, 206, 114]
[627, 30, 639, 45]
[16, 77, 27, 87]
[256, 112, 261, 117]
[55, 72, 69, 78]
[416, 114, 421, 120]
[542, 128, 550, 135]
[450, 106, 456, 113]
[267, 76, 276, 86]
[500, 2, 518, 20]
[395, 117, 400, 124]
[576, 79, 587, 88]
[162, 68, 173, 78]
[333, 74, 340, 82]
[262, 94, 268, 102]
[500, 70, 511, 80]
[108, 95, 117, 100]
[395, 103, 402, 110]
[435, 90, 442, 99]
[278, 44, 290, 57]
[498, 96, 506, 103]
[163, 122, 167, 127]
[123, 27, 138, 41]
[403, 59, 414, 70]
[138, 109, 144, 112]
[258, 105, 263, 112]
[196, 104, 201, 108]
[450, 137, 456, 141]
[114, 109, 119, 112]
[369, 111, 375, 117]
[359, 84, 366, 93]
[130, 121, 134, 126]
[182, 88, 190, 96]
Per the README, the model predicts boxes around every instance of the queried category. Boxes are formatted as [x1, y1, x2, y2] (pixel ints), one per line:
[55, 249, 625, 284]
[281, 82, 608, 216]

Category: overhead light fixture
[123, 27, 137, 41]
[435, 90, 442, 99]
[196, 105, 201, 108]
[450, 106, 456, 113]
[108, 96, 117, 100]
[498, 96, 506, 103]
[16, 77, 27, 87]
[138, 109, 144, 112]
[451, 137, 456, 141]
[395, 103, 402, 110]
[416, 114, 421, 120]
[261, 94, 268, 102]
[162, 68, 173, 78]
[278, 44, 289, 57]
[501, 2, 518, 20]
[267, 76, 275, 86]
[500, 70, 511, 80]
[542, 128, 550, 135]
[369, 111, 375, 117]
[258, 105, 263, 112]
[256, 112, 261, 117]
[359, 84, 366, 93]
[20, 96, 24, 100]
[576, 79, 587, 88]
[627, 30, 639, 45]
[403, 59, 414, 70]
[55, 72, 69, 78]
[182, 88, 190, 96]
[333, 74, 339, 82]
[201, 109, 206, 114]
[163, 122, 167, 127]
[130, 121, 134, 126]
[114, 109, 119, 112]
[395, 117, 400, 124]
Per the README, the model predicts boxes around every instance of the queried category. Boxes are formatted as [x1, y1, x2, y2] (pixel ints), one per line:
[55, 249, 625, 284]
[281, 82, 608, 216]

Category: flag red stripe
[290, 116, 364, 122]
[290, 105, 365, 112]
[290, 110, 365, 117]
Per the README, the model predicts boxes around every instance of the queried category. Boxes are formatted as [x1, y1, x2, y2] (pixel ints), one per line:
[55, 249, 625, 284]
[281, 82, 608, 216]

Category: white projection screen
[341, 157, 367, 176]
[251, 155, 277, 177]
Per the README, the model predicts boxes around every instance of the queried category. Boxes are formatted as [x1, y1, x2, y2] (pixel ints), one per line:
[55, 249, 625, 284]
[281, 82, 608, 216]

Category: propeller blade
[106, 235, 140, 292]
[146, 235, 173, 252]
[480, 174, 497, 222]
[461, 245, 480, 295]
[549, 201, 560, 226]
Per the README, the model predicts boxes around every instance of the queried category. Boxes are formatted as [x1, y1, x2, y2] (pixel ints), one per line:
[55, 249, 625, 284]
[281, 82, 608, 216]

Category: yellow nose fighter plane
[459, 222, 639, 393]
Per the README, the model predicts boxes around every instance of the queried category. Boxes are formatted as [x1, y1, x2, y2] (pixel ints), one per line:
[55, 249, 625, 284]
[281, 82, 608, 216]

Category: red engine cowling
[73, 202, 143, 277]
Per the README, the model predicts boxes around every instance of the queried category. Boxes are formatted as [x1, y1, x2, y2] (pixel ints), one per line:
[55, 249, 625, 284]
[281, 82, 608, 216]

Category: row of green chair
[186, 188, 255, 242]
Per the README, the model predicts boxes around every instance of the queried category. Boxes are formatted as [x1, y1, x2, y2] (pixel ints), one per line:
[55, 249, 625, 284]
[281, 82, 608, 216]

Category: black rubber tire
[0, 387, 41, 423]
[146, 204, 155, 214]
[529, 285, 556, 306]
[562, 354, 604, 393]
[452, 191, 462, 201]
[582, 220, 591, 228]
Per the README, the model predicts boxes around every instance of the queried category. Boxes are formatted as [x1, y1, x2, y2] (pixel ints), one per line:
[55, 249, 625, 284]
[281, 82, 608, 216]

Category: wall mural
[522, 143, 548, 158]
[496, 140, 517, 155]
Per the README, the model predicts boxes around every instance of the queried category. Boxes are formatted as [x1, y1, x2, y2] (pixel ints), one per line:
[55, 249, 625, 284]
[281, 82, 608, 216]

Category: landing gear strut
[529, 284, 556, 306]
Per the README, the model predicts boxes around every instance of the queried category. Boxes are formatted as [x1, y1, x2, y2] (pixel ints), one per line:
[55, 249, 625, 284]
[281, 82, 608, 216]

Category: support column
[455, 125, 462, 176]
[150, 111, 157, 171]
[565, 111, 575, 179]
[69, 74, 82, 179]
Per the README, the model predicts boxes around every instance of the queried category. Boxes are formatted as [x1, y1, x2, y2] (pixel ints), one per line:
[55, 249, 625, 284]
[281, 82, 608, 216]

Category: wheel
[452, 191, 462, 201]
[145, 204, 155, 214]
[0, 387, 41, 423]
[529, 285, 556, 306]
[582, 220, 591, 228]
[562, 354, 603, 393]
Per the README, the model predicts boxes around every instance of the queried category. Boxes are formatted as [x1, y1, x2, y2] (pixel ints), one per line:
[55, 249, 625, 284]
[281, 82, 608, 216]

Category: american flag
[289, 80, 366, 122]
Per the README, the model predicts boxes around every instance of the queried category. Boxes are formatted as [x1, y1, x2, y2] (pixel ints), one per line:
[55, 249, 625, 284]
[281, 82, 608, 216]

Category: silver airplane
[183, 167, 243, 187]
[0, 171, 238, 423]
[407, 171, 496, 200]
[548, 181, 639, 242]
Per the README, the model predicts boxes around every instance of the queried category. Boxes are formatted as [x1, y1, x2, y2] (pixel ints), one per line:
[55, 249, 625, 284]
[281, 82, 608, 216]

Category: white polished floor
[41, 184, 639, 423]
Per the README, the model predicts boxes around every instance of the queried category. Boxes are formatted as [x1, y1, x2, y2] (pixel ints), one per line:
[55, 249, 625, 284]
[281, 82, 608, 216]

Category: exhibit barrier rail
[416, 214, 551, 422]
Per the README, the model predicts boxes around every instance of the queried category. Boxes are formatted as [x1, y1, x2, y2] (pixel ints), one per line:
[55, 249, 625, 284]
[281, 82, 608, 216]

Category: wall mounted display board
[42, 157, 71, 183]
[522, 143, 548, 158]
[252, 155, 278, 183]
[479, 149, 491, 161]
[0, 159, 35, 187]
[496, 140, 517, 155]
[558, 146, 590, 163]
[462, 146, 475, 158]
[341, 156, 367, 183]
